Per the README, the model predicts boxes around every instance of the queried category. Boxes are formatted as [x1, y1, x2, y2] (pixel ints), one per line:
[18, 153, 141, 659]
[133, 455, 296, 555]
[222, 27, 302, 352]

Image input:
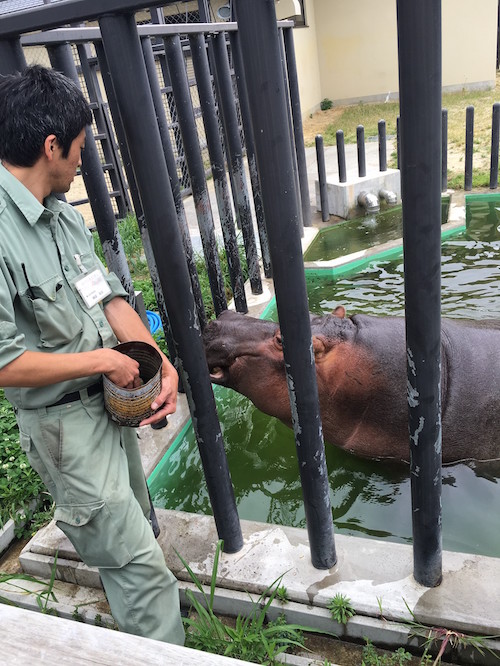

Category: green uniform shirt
[0, 162, 127, 409]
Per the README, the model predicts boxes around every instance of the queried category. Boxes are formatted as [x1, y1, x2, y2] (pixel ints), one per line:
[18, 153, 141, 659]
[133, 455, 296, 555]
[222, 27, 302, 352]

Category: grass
[303, 72, 500, 187]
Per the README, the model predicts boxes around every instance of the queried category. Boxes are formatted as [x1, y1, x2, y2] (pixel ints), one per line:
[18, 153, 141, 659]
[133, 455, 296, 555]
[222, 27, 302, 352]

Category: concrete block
[315, 169, 401, 219]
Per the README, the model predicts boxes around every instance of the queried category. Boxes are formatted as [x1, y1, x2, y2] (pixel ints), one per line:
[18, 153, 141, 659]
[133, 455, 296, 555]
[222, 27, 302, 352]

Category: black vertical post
[441, 109, 448, 193]
[94, 41, 180, 371]
[47, 43, 136, 307]
[316, 135, 330, 222]
[188, 32, 248, 313]
[98, 12, 242, 553]
[140, 36, 207, 330]
[229, 29, 272, 278]
[490, 102, 500, 190]
[0, 38, 27, 74]
[283, 26, 311, 227]
[162, 34, 228, 317]
[336, 130, 347, 183]
[396, 115, 401, 170]
[210, 32, 263, 295]
[397, 0, 442, 588]
[464, 105, 474, 191]
[357, 125, 366, 177]
[235, 0, 336, 570]
[378, 120, 387, 172]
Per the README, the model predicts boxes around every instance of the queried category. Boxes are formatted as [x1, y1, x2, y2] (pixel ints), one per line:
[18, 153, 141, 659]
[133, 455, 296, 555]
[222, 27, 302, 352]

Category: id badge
[75, 268, 112, 308]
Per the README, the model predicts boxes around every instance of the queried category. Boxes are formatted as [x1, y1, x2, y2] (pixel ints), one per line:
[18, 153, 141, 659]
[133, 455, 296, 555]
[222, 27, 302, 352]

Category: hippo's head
[202, 307, 351, 425]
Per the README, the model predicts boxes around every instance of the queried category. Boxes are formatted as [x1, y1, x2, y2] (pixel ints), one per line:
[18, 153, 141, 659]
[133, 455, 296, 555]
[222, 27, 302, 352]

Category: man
[0, 65, 184, 645]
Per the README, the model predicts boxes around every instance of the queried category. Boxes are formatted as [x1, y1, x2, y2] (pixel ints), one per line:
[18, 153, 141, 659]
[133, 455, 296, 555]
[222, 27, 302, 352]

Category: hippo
[203, 308, 500, 464]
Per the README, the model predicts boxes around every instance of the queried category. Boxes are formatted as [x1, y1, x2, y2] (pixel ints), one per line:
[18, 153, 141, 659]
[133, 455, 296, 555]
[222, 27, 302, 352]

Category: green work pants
[16, 389, 185, 645]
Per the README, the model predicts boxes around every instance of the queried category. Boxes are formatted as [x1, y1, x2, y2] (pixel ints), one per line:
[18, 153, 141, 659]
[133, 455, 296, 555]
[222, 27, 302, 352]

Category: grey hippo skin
[203, 308, 500, 464]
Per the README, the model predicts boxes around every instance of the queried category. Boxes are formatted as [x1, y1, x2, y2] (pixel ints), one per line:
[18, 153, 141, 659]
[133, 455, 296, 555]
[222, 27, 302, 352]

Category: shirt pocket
[26, 274, 83, 349]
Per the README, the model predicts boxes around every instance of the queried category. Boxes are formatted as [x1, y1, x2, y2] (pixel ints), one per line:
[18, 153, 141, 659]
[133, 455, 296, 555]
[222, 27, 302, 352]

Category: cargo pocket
[18, 431, 32, 453]
[54, 500, 133, 569]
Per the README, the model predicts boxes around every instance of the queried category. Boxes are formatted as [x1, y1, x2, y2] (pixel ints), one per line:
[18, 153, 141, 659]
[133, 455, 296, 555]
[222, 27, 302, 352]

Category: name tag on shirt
[75, 269, 112, 308]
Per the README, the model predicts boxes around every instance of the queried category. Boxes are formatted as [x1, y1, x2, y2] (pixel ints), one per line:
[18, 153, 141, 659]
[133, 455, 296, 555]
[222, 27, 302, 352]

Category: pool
[149, 195, 500, 558]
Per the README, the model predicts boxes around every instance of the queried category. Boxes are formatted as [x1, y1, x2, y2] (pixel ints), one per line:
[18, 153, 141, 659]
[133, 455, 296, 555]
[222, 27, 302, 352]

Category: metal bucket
[103, 341, 162, 427]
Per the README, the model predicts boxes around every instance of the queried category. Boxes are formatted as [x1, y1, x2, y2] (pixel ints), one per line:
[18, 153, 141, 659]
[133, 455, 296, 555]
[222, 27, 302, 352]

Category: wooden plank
[0, 604, 252, 665]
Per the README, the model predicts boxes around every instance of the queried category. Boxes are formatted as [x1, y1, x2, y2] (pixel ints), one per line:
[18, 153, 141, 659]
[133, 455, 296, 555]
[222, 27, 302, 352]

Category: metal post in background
[0, 37, 27, 74]
[378, 119, 387, 172]
[47, 43, 136, 307]
[336, 130, 347, 183]
[490, 102, 500, 190]
[188, 32, 248, 313]
[99, 11, 242, 553]
[229, 27, 272, 278]
[441, 109, 448, 193]
[397, 115, 401, 170]
[397, 0, 443, 588]
[357, 125, 366, 178]
[210, 31, 263, 295]
[283, 26, 311, 227]
[465, 105, 474, 191]
[140, 36, 208, 330]
[316, 135, 330, 223]
[234, 0, 336, 570]
[163, 33, 227, 317]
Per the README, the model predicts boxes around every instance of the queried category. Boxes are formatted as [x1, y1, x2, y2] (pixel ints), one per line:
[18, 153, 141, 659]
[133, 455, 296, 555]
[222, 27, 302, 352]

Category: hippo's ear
[273, 329, 283, 350]
[312, 336, 327, 358]
[332, 305, 346, 318]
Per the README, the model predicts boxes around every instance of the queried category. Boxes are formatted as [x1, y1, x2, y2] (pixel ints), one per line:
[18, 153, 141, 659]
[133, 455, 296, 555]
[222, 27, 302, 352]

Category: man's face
[50, 128, 86, 194]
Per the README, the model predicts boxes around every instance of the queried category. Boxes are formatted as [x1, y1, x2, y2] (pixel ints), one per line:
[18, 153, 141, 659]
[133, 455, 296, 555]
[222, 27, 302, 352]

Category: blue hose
[146, 310, 163, 335]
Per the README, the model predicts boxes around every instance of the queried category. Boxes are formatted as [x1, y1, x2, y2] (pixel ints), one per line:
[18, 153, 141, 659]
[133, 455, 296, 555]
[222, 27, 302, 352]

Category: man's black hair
[0, 64, 92, 167]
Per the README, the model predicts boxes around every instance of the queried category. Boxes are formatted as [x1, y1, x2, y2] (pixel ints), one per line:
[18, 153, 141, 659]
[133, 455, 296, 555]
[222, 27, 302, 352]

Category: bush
[320, 98, 333, 111]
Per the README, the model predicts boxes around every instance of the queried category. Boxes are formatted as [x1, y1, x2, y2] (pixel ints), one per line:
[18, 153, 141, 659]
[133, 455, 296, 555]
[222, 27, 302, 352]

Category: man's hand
[139, 355, 178, 427]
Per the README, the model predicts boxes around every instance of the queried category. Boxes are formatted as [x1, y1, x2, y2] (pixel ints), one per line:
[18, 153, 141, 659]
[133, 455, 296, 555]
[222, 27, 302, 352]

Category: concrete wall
[293, 0, 498, 117]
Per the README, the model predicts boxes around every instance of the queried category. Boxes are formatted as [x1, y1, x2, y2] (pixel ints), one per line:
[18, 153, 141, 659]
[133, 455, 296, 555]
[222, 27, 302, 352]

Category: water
[303, 198, 450, 262]
[150, 197, 500, 558]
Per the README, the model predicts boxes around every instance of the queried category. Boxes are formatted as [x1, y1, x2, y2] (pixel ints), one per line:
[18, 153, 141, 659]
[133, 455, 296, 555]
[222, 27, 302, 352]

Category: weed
[362, 639, 413, 665]
[320, 98, 333, 111]
[0, 551, 58, 614]
[276, 585, 289, 603]
[175, 539, 328, 665]
[403, 598, 500, 665]
[328, 593, 355, 625]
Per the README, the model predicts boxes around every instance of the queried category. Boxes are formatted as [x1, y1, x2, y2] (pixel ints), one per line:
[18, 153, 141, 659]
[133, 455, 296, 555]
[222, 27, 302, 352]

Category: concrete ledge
[20, 509, 500, 657]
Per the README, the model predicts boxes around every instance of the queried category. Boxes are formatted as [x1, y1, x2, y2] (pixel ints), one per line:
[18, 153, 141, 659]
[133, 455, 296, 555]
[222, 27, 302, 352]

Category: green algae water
[149, 195, 500, 558]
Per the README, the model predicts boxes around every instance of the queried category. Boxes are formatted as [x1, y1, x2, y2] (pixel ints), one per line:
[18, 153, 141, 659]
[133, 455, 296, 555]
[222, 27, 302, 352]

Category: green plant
[362, 639, 413, 665]
[276, 585, 289, 603]
[328, 593, 355, 625]
[0, 551, 58, 614]
[175, 539, 326, 665]
[403, 598, 500, 665]
[320, 98, 333, 111]
[0, 390, 53, 536]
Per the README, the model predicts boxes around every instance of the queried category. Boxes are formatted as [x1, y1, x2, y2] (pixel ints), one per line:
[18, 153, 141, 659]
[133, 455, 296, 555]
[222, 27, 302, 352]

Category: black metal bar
[397, 115, 401, 170]
[94, 41, 180, 374]
[378, 119, 387, 172]
[278, 28, 303, 237]
[210, 31, 263, 295]
[0, 0, 213, 37]
[441, 108, 448, 192]
[490, 102, 500, 190]
[162, 34, 228, 317]
[316, 135, 330, 223]
[336, 130, 347, 183]
[283, 26, 311, 227]
[188, 32, 248, 314]
[234, 0, 336, 570]
[357, 125, 366, 178]
[0, 37, 27, 73]
[47, 43, 136, 308]
[396, 0, 442, 588]
[98, 12, 242, 552]
[228, 29, 272, 278]
[141, 36, 208, 330]
[465, 105, 474, 191]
